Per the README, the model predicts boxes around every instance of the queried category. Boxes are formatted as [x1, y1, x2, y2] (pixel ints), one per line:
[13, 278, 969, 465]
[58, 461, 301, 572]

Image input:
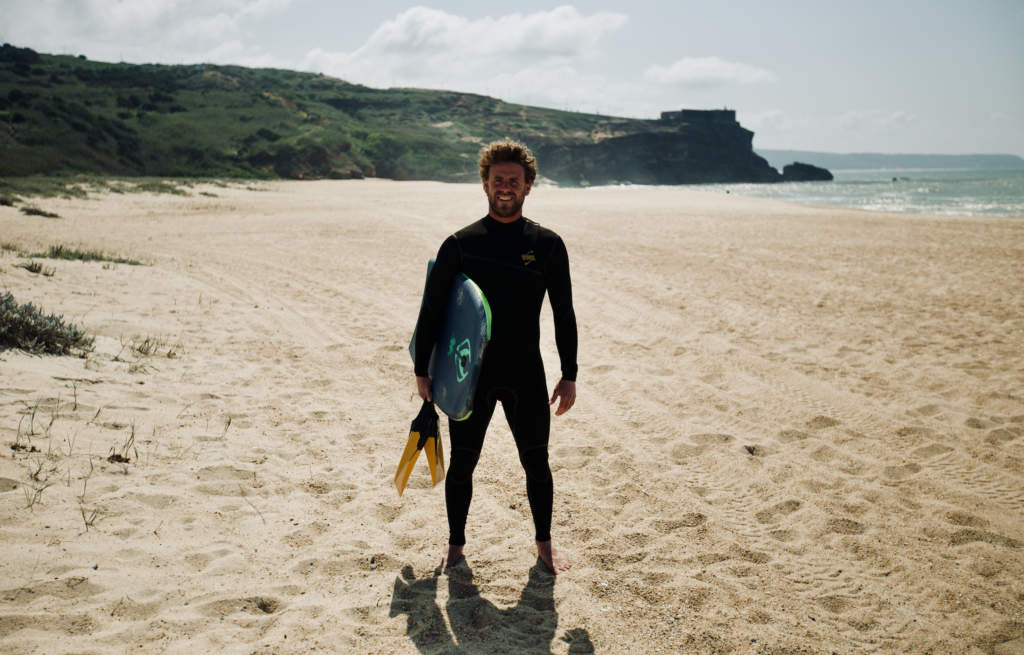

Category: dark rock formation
[530, 121, 781, 187]
[781, 162, 833, 182]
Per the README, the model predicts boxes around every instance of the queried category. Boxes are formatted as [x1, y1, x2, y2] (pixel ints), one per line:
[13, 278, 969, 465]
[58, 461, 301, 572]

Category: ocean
[594, 169, 1024, 218]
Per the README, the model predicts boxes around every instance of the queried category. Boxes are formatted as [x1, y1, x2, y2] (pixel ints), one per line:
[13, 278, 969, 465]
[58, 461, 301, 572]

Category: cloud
[643, 57, 778, 87]
[5, 0, 294, 66]
[989, 111, 1008, 123]
[742, 110, 792, 132]
[834, 110, 915, 132]
[301, 6, 628, 87]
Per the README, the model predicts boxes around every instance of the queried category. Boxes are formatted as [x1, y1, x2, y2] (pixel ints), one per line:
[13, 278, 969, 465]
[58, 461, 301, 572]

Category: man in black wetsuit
[414, 139, 577, 575]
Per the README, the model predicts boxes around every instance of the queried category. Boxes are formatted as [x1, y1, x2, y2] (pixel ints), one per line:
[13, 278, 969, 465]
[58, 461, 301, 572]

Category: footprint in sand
[896, 426, 934, 437]
[697, 546, 770, 566]
[670, 443, 706, 461]
[1, 577, 104, 604]
[557, 457, 591, 471]
[755, 500, 802, 525]
[949, 530, 1022, 549]
[807, 416, 841, 430]
[913, 444, 953, 458]
[882, 463, 921, 480]
[777, 429, 813, 443]
[196, 465, 253, 481]
[109, 597, 165, 621]
[915, 404, 942, 417]
[570, 527, 600, 542]
[811, 445, 838, 462]
[691, 433, 733, 445]
[678, 588, 714, 611]
[826, 518, 865, 535]
[282, 522, 331, 548]
[127, 493, 176, 509]
[301, 480, 331, 495]
[646, 367, 674, 376]
[199, 596, 282, 617]
[700, 373, 726, 386]
[986, 426, 1024, 446]
[817, 596, 854, 614]
[651, 514, 707, 533]
[944, 511, 989, 528]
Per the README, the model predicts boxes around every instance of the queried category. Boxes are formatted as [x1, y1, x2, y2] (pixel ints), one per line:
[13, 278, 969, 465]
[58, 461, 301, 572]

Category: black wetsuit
[414, 215, 578, 546]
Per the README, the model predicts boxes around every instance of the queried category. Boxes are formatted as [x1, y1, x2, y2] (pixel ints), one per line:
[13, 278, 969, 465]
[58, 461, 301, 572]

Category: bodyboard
[409, 258, 491, 421]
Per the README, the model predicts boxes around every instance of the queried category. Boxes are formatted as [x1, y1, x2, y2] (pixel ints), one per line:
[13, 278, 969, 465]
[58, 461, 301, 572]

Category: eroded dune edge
[1, 180, 1022, 655]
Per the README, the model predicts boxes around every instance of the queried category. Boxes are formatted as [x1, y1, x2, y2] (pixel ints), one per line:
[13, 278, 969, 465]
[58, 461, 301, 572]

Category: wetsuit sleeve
[546, 236, 578, 382]
[414, 236, 461, 377]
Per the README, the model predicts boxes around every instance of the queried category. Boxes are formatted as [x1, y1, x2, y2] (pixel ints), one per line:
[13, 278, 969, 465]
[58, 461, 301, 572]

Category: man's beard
[488, 191, 524, 218]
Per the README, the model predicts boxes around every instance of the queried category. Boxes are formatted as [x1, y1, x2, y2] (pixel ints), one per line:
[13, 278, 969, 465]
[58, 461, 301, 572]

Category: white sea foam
[586, 169, 1024, 218]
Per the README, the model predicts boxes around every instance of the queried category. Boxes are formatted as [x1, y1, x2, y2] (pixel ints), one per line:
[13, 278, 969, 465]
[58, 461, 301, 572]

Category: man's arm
[417, 376, 433, 403]
[549, 380, 575, 416]
[413, 236, 461, 398]
[546, 236, 578, 414]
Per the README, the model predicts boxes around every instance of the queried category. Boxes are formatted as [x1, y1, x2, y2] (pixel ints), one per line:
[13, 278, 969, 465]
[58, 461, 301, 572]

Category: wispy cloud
[643, 57, 778, 87]
[834, 110, 915, 132]
[6, 0, 294, 66]
[742, 110, 797, 132]
[301, 6, 628, 88]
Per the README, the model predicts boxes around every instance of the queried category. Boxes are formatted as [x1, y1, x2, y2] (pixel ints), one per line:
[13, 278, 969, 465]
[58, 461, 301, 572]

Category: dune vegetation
[0, 44, 613, 183]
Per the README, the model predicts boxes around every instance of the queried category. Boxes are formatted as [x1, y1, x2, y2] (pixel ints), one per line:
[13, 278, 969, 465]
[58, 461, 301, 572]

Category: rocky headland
[531, 111, 783, 187]
[0, 45, 829, 186]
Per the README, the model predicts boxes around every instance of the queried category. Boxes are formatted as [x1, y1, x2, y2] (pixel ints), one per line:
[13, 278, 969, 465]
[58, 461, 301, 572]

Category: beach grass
[0, 291, 94, 355]
[31, 244, 145, 266]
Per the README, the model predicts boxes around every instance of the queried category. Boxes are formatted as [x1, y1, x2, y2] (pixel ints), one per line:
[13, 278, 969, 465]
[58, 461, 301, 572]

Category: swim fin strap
[394, 400, 446, 496]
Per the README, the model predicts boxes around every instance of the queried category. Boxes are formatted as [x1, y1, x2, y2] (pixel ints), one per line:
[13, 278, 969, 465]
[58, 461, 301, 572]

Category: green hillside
[0, 44, 615, 182]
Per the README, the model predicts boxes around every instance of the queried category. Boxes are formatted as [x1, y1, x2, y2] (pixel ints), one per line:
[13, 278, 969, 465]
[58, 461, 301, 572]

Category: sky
[4, 1, 1023, 155]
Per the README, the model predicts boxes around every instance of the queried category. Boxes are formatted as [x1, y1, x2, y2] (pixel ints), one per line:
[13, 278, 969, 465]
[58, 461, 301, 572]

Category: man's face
[484, 161, 532, 221]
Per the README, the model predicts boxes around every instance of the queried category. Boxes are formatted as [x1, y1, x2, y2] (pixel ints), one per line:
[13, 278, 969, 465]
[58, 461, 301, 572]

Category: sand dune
[1, 180, 1022, 654]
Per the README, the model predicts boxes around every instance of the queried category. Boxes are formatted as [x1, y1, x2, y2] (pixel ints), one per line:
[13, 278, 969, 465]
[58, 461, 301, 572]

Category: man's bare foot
[437, 545, 464, 569]
[536, 540, 572, 575]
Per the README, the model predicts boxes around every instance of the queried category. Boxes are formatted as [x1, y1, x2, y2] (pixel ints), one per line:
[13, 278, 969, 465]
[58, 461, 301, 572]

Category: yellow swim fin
[394, 400, 442, 496]
[424, 423, 446, 487]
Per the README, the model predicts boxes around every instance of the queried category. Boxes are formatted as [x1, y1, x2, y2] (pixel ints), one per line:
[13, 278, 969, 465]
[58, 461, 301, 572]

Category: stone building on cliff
[660, 109, 737, 124]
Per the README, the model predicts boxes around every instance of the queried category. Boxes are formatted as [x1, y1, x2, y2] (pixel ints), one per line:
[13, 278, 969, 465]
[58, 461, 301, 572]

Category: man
[414, 138, 577, 575]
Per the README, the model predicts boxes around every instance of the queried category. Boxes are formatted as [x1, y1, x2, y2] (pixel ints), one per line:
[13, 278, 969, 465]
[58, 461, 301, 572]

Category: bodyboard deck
[409, 258, 491, 421]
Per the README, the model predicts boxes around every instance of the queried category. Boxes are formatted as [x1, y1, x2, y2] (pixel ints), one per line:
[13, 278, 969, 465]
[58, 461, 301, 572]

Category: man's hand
[416, 376, 433, 403]
[549, 379, 576, 416]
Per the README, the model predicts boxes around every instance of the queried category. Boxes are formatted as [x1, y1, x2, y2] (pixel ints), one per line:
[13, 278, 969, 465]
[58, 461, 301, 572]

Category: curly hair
[478, 138, 538, 186]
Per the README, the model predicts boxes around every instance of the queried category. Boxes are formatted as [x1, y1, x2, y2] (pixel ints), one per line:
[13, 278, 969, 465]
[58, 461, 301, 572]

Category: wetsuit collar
[483, 215, 525, 234]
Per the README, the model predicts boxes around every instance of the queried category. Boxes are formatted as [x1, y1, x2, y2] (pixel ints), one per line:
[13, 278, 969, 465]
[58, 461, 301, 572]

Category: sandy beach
[1, 180, 1022, 654]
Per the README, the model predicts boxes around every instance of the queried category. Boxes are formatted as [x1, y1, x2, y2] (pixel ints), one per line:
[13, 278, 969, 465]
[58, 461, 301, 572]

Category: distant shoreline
[756, 150, 1024, 172]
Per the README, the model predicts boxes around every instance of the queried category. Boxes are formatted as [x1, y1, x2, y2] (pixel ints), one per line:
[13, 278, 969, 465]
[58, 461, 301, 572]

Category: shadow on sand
[389, 561, 595, 654]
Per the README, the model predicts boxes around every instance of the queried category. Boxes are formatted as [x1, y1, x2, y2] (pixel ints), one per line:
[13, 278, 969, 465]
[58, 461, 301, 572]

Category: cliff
[531, 121, 781, 187]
